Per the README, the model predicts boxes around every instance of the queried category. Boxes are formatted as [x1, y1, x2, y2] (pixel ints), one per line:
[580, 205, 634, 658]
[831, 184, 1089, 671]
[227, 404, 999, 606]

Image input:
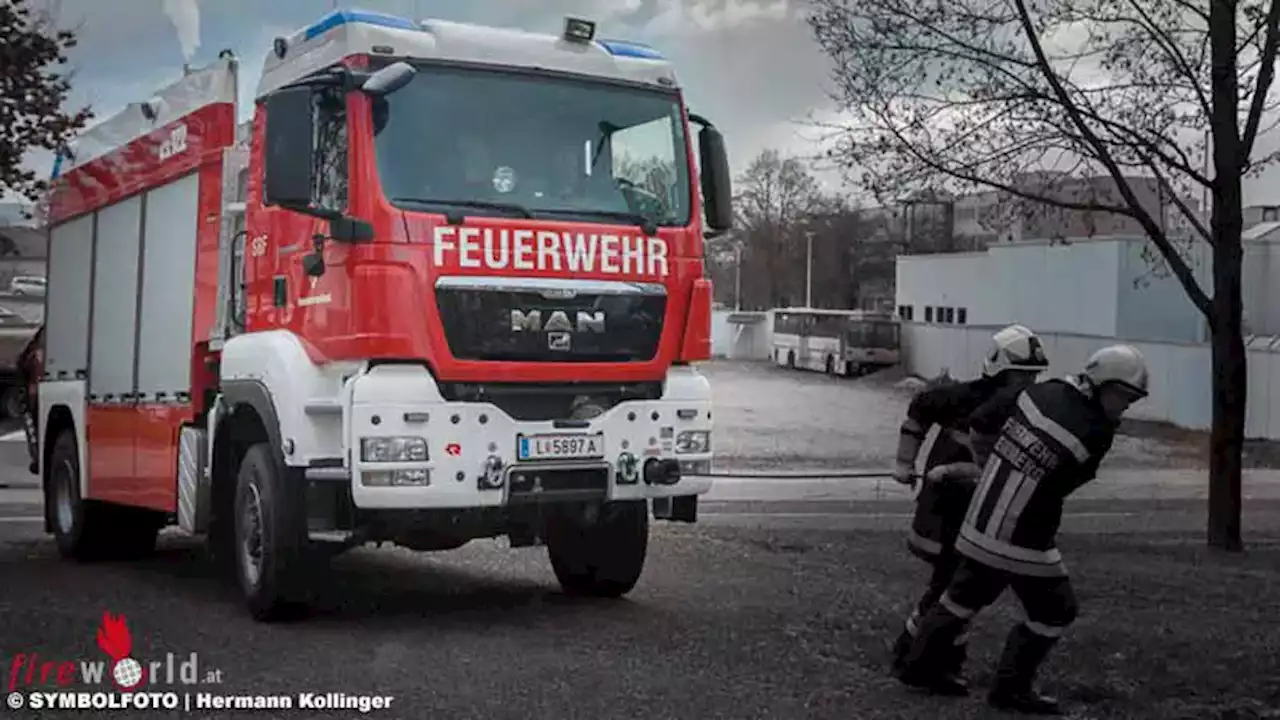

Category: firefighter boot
[897, 608, 970, 696]
[987, 623, 1062, 715]
[938, 638, 969, 689]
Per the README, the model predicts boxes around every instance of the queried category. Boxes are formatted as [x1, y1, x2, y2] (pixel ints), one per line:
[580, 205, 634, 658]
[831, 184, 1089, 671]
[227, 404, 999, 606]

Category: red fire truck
[38, 9, 732, 620]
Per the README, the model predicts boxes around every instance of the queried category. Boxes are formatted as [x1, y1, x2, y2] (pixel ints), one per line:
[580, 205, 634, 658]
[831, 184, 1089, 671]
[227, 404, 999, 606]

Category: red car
[18, 325, 42, 474]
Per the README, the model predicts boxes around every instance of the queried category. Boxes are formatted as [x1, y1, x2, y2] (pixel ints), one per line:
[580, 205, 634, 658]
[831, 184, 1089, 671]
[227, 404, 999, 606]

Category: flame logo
[95, 612, 143, 691]
[96, 612, 131, 660]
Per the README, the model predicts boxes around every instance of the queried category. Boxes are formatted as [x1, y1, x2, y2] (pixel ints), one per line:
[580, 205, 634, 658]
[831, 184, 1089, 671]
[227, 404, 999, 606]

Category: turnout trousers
[900, 557, 1079, 695]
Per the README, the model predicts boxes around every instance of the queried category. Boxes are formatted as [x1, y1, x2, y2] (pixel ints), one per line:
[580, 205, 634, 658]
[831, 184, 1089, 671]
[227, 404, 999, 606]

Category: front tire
[546, 500, 649, 598]
[233, 442, 310, 621]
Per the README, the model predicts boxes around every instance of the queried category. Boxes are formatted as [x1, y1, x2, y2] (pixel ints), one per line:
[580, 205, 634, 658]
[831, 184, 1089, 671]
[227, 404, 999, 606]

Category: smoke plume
[163, 0, 201, 62]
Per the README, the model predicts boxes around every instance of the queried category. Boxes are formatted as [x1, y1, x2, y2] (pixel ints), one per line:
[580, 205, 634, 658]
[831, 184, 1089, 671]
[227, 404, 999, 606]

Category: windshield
[371, 65, 692, 227]
[846, 321, 900, 349]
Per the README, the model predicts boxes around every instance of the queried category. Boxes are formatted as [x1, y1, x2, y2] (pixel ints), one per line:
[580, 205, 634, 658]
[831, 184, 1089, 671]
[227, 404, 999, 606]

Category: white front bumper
[344, 365, 713, 510]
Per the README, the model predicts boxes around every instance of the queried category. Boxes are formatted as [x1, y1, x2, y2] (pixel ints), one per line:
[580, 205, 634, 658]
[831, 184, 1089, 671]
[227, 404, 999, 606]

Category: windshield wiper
[538, 208, 659, 236]
[390, 197, 534, 222]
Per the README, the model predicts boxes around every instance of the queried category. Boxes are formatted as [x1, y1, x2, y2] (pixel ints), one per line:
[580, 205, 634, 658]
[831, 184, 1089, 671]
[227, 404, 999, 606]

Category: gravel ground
[1, 522, 1276, 720]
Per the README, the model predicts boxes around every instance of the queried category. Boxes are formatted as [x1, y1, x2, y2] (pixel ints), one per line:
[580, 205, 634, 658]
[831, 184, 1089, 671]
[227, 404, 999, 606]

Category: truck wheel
[47, 430, 162, 561]
[546, 500, 649, 598]
[233, 442, 310, 621]
[48, 429, 104, 560]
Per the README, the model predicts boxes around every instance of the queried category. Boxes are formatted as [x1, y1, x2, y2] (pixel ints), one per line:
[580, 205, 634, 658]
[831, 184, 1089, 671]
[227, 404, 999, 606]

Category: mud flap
[652, 495, 697, 523]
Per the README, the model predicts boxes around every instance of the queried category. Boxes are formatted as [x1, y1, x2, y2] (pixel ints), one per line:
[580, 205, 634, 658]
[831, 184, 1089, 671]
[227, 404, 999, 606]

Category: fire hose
[686, 469, 899, 480]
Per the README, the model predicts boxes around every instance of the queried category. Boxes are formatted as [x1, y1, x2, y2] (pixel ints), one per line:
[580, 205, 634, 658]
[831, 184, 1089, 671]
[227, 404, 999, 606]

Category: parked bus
[771, 308, 900, 376]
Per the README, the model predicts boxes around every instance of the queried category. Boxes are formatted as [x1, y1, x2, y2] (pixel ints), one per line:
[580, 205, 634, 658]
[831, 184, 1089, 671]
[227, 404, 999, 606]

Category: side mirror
[264, 85, 316, 211]
[329, 216, 375, 243]
[698, 124, 733, 233]
[361, 62, 416, 97]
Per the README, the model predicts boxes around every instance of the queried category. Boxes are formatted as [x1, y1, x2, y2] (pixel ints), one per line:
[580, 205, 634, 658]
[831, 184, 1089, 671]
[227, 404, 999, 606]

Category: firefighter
[17, 325, 43, 474]
[897, 344, 1150, 715]
[889, 324, 1050, 686]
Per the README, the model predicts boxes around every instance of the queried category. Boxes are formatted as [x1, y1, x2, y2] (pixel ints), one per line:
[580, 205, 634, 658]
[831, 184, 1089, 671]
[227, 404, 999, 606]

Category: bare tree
[733, 149, 841, 308]
[810, 0, 1280, 550]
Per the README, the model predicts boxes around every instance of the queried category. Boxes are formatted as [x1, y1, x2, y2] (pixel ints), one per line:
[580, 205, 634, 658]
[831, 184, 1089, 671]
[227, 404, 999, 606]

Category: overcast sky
[16, 0, 1280, 207]
[20, 0, 841, 190]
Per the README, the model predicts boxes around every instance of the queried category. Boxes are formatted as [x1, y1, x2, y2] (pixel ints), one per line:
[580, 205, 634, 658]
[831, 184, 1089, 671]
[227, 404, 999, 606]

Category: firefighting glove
[925, 462, 981, 484]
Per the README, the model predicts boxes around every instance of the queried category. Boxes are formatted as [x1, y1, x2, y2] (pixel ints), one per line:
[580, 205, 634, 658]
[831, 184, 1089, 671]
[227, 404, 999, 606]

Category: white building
[892, 223, 1280, 438]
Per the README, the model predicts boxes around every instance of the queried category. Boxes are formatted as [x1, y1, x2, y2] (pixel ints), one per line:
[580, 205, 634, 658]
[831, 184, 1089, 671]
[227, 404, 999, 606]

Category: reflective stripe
[907, 530, 943, 556]
[966, 459, 1001, 526]
[986, 469, 1026, 538]
[998, 469, 1042, 542]
[939, 593, 975, 619]
[1017, 392, 1089, 463]
[906, 616, 920, 636]
[956, 525, 1067, 577]
[1024, 620, 1066, 638]
[896, 432, 924, 466]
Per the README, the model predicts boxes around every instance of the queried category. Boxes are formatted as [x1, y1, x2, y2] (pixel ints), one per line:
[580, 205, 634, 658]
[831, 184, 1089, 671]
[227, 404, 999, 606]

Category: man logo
[509, 309, 605, 333]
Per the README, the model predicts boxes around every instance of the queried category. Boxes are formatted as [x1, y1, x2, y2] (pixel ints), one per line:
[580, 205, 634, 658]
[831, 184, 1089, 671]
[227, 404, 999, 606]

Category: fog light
[617, 452, 639, 484]
[363, 469, 429, 486]
[675, 430, 710, 454]
[478, 454, 505, 490]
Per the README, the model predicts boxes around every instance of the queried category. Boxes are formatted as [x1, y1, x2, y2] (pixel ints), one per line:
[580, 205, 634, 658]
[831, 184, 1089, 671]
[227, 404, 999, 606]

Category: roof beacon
[563, 17, 596, 43]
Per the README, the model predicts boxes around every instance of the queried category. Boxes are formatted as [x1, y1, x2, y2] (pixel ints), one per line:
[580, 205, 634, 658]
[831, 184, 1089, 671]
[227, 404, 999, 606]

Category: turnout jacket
[956, 376, 1117, 577]
[898, 377, 1020, 560]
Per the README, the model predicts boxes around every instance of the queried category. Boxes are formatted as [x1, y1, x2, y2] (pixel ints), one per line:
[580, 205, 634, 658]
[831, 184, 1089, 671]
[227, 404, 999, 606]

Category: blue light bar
[596, 39, 665, 60]
[303, 9, 420, 41]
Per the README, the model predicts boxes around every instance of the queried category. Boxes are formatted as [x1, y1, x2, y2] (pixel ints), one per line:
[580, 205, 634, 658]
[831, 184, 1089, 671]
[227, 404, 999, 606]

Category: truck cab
[38, 9, 732, 621]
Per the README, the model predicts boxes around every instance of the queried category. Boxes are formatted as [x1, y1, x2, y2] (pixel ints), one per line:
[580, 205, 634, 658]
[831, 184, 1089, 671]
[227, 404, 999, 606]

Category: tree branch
[1011, 0, 1212, 316]
[1241, 0, 1280, 159]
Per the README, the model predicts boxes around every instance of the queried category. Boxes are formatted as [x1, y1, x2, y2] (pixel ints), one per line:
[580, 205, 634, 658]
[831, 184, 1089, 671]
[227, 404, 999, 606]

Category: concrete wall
[896, 235, 1220, 344]
[901, 321, 1280, 440]
[711, 309, 772, 360]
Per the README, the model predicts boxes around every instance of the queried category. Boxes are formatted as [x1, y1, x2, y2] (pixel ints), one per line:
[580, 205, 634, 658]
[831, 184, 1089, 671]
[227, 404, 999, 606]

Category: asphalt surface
[0, 363, 1276, 719]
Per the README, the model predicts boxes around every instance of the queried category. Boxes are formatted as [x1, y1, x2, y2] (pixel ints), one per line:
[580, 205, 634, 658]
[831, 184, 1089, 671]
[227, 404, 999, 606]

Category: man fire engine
[37, 10, 732, 621]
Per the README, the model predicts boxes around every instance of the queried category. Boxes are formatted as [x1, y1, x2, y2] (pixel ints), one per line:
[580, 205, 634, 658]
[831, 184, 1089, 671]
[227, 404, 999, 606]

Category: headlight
[360, 436, 428, 463]
[675, 430, 710, 454]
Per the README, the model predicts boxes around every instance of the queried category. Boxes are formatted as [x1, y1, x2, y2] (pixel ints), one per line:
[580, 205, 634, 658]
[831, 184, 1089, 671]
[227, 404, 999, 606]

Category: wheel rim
[238, 483, 265, 588]
[54, 457, 75, 534]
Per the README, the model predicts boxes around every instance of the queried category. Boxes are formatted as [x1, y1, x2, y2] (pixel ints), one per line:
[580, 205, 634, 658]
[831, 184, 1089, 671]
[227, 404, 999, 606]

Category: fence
[901, 322, 1280, 440]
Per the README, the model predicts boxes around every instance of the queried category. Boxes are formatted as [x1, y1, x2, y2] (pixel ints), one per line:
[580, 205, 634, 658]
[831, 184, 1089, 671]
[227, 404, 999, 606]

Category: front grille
[435, 277, 666, 363]
[438, 381, 662, 421]
[508, 466, 609, 503]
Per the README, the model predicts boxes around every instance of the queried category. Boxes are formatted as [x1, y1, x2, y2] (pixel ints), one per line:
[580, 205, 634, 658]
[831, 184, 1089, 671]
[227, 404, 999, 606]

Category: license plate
[517, 433, 604, 462]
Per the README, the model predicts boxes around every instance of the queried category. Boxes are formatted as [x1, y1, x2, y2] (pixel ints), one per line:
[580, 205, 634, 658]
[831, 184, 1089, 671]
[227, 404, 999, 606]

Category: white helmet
[1082, 344, 1149, 398]
[982, 324, 1049, 377]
